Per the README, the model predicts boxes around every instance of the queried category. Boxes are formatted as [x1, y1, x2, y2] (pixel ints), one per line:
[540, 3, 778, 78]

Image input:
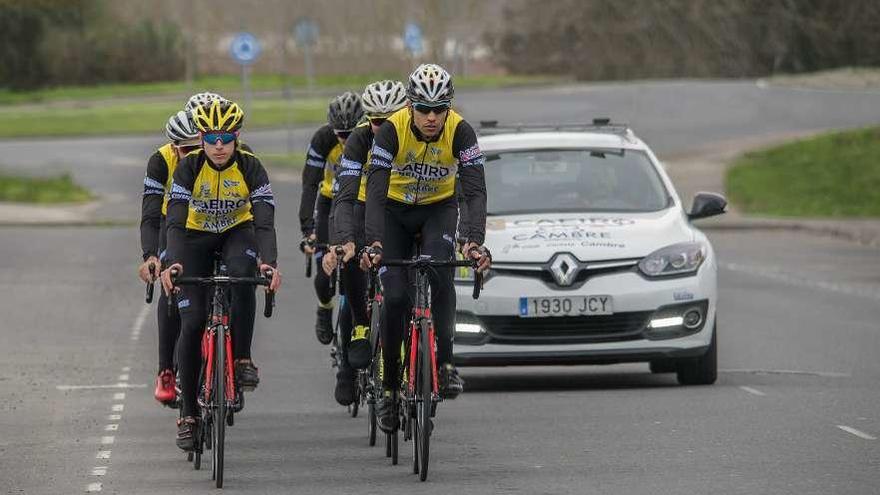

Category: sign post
[229, 32, 262, 113]
[294, 18, 319, 92]
[404, 22, 424, 59]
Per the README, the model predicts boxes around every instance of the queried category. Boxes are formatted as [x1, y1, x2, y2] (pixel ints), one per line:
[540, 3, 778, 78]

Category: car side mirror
[688, 192, 727, 220]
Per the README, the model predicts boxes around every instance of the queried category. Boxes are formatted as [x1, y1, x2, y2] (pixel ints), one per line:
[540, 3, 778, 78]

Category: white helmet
[165, 110, 199, 143]
[185, 92, 226, 114]
[406, 64, 454, 104]
[361, 80, 408, 116]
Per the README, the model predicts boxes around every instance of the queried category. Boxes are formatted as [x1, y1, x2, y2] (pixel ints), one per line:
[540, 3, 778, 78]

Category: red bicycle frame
[201, 314, 236, 403]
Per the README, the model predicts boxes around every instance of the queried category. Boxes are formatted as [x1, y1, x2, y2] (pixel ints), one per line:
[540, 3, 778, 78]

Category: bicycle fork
[201, 316, 236, 404]
[407, 308, 439, 397]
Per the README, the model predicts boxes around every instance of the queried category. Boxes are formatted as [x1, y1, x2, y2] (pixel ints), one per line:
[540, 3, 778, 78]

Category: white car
[453, 121, 727, 385]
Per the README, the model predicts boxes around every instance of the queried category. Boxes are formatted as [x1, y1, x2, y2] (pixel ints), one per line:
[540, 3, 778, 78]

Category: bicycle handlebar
[380, 257, 484, 300]
[169, 269, 275, 318]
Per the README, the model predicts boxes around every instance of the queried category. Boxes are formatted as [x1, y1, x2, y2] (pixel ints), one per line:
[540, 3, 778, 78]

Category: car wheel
[676, 324, 717, 385]
[649, 360, 676, 374]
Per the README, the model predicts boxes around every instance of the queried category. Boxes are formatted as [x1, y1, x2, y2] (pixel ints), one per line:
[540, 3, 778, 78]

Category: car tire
[649, 360, 676, 373]
[676, 324, 717, 385]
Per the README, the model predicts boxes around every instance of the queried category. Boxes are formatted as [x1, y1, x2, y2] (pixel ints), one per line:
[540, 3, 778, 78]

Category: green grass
[0, 74, 565, 105]
[0, 173, 92, 203]
[0, 98, 326, 138]
[260, 152, 306, 171]
[726, 127, 880, 217]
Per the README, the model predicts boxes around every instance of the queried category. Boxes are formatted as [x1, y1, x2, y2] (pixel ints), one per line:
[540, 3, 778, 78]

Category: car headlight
[638, 242, 706, 278]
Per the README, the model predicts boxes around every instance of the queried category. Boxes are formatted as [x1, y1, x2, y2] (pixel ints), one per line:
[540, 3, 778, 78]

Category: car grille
[475, 311, 653, 344]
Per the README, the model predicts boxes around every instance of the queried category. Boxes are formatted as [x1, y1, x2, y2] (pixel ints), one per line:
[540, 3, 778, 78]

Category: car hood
[485, 209, 693, 263]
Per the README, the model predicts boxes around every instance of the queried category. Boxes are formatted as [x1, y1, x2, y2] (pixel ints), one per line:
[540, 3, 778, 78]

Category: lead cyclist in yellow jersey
[359, 64, 491, 432]
[160, 99, 281, 451]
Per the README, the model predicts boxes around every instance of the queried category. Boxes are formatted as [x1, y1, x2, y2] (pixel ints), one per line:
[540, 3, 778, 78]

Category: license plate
[519, 296, 614, 318]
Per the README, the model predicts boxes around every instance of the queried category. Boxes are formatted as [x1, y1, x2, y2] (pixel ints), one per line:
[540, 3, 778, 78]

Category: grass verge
[0, 98, 325, 138]
[0, 74, 565, 105]
[0, 173, 92, 203]
[726, 126, 880, 217]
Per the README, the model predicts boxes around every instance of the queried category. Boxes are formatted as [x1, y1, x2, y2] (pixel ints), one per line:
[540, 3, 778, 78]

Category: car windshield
[483, 148, 670, 215]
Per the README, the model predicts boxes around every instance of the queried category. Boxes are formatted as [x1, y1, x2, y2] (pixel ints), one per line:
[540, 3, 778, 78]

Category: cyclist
[324, 80, 408, 406]
[160, 99, 282, 450]
[138, 110, 201, 405]
[360, 64, 491, 432]
[298, 92, 363, 346]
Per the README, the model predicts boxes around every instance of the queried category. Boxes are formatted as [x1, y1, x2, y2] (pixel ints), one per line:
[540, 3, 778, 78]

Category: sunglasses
[412, 102, 450, 115]
[202, 132, 237, 144]
[368, 117, 387, 127]
[334, 130, 352, 140]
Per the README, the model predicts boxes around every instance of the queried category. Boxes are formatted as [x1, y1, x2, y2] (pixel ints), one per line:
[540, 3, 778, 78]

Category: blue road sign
[404, 22, 423, 56]
[230, 32, 262, 65]
[294, 18, 319, 47]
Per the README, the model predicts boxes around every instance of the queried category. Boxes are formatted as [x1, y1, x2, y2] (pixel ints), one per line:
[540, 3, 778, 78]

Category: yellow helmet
[193, 99, 244, 133]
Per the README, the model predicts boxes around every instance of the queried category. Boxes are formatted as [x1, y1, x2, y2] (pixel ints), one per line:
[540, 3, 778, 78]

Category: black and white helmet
[406, 64, 454, 104]
[185, 92, 226, 114]
[327, 92, 364, 132]
[165, 110, 199, 143]
[361, 80, 408, 117]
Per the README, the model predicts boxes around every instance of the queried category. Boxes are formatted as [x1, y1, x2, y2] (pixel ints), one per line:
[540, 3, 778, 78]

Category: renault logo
[549, 253, 580, 286]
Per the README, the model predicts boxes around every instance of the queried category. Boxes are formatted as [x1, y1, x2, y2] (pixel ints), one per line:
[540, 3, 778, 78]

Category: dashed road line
[836, 425, 877, 440]
[720, 262, 880, 301]
[720, 368, 850, 378]
[738, 386, 767, 397]
[82, 303, 149, 493]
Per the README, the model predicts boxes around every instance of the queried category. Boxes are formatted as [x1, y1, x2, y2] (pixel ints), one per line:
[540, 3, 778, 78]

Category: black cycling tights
[380, 198, 457, 391]
[176, 224, 258, 417]
[156, 289, 180, 371]
[313, 195, 334, 305]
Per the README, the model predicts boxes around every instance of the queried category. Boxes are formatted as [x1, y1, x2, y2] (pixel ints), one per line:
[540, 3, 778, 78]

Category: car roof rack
[476, 118, 632, 137]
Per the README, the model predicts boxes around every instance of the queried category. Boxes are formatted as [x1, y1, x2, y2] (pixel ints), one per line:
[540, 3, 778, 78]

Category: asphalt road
[1, 81, 879, 494]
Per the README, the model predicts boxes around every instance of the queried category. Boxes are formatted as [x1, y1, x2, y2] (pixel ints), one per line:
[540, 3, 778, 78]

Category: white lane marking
[104, 424, 118, 431]
[91, 467, 107, 476]
[101, 436, 114, 445]
[739, 386, 766, 397]
[117, 374, 129, 381]
[107, 414, 121, 421]
[96, 451, 111, 459]
[837, 425, 877, 440]
[132, 304, 150, 333]
[113, 392, 125, 400]
[86, 482, 102, 492]
[720, 262, 880, 301]
[111, 404, 124, 412]
[121, 366, 130, 372]
[56, 383, 147, 391]
[720, 369, 850, 378]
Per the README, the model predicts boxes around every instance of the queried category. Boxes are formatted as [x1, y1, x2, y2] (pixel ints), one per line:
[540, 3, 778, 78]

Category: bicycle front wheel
[417, 319, 433, 481]
[213, 328, 227, 488]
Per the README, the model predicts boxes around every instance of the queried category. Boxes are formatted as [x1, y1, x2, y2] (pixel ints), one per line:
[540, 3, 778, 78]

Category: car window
[484, 148, 670, 214]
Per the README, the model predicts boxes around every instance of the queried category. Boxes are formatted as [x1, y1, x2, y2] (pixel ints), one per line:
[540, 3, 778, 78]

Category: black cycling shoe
[176, 416, 199, 452]
[334, 367, 357, 406]
[439, 363, 464, 399]
[347, 325, 372, 370]
[376, 392, 397, 434]
[234, 359, 260, 390]
[315, 306, 334, 345]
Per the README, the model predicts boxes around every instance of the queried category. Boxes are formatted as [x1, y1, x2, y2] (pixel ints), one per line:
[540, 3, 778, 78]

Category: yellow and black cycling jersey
[330, 122, 372, 244]
[165, 148, 277, 266]
[363, 107, 488, 246]
[298, 124, 344, 235]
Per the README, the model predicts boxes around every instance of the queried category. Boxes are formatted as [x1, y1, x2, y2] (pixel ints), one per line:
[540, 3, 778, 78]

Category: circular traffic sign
[230, 32, 262, 65]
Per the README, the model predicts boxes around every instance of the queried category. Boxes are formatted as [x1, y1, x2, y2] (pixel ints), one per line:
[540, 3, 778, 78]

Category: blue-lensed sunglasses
[202, 132, 237, 144]
[412, 102, 451, 115]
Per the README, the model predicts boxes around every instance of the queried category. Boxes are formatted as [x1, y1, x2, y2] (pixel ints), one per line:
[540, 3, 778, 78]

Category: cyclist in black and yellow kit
[160, 99, 282, 450]
[358, 64, 491, 432]
[323, 80, 408, 405]
[139, 110, 201, 405]
[298, 92, 363, 346]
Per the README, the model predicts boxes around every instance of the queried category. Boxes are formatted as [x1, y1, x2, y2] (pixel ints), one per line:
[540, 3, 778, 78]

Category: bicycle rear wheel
[213, 328, 227, 489]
